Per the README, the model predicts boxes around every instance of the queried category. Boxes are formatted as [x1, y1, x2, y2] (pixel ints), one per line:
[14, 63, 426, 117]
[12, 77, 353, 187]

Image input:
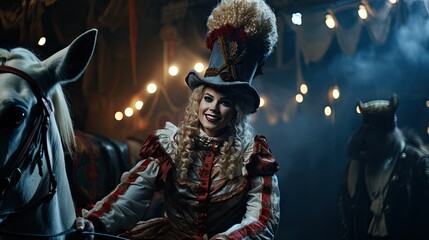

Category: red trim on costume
[88, 159, 153, 218]
[227, 176, 273, 239]
[140, 133, 173, 183]
[205, 24, 248, 50]
[246, 136, 279, 177]
[195, 142, 217, 236]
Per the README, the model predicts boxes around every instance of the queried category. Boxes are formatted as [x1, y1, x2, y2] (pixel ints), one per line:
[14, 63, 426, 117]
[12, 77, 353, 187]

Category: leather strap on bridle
[0, 65, 57, 226]
[0, 228, 130, 239]
[0, 64, 129, 240]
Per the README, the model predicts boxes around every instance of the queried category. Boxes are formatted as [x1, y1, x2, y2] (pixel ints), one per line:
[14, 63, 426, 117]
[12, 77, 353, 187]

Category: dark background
[1, 0, 428, 239]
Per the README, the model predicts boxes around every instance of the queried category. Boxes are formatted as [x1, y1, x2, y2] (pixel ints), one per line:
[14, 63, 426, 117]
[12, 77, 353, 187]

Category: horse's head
[0, 29, 97, 233]
[347, 94, 405, 164]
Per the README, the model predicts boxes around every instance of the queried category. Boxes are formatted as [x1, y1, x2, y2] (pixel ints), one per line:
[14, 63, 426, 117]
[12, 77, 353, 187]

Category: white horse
[0, 29, 97, 239]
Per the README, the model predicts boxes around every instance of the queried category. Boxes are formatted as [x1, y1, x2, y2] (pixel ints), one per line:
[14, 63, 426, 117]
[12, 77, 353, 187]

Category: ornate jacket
[338, 143, 429, 240]
[83, 122, 280, 239]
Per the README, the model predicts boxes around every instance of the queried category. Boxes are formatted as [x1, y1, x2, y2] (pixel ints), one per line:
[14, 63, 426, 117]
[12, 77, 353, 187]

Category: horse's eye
[5, 107, 26, 127]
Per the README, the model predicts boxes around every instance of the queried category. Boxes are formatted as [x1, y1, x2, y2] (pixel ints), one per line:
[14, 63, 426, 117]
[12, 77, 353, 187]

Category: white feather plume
[207, 0, 278, 57]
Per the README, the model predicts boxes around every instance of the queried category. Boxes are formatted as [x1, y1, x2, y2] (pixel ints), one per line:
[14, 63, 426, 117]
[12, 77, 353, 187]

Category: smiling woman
[198, 86, 236, 137]
[74, 0, 281, 239]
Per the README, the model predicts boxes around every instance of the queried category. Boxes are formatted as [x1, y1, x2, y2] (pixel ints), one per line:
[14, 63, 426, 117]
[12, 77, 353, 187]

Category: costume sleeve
[212, 136, 280, 240]
[82, 133, 172, 235]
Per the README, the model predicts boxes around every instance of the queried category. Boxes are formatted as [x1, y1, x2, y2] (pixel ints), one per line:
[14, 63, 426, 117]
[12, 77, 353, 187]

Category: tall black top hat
[357, 94, 399, 130]
[185, 0, 278, 114]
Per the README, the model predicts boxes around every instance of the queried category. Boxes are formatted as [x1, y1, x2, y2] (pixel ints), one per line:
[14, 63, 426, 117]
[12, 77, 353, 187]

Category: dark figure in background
[338, 95, 429, 240]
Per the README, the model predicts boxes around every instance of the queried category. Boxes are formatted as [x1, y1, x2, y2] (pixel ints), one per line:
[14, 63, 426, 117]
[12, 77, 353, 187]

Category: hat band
[204, 36, 247, 82]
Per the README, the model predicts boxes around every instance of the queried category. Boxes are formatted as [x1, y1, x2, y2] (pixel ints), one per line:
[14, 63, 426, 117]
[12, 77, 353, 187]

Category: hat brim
[186, 70, 260, 114]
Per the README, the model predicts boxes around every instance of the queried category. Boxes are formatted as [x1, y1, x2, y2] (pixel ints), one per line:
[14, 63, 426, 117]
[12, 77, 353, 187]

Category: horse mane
[51, 85, 76, 154]
[6, 47, 76, 154]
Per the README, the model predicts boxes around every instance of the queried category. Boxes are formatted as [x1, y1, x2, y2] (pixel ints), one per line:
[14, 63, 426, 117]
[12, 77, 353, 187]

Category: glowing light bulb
[194, 63, 204, 73]
[332, 88, 340, 100]
[300, 84, 308, 94]
[358, 5, 368, 20]
[295, 93, 304, 103]
[291, 12, 302, 26]
[147, 83, 157, 94]
[124, 107, 134, 117]
[325, 14, 336, 29]
[38, 37, 46, 46]
[168, 65, 179, 76]
[135, 100, 143, 110]
[324, 106, 332, 116]
[259, 97, 265, 107]
[115, 111, 123, 121]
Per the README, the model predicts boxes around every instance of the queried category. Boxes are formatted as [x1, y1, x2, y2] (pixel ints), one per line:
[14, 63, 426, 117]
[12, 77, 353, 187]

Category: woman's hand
[73, 217, 95, 240]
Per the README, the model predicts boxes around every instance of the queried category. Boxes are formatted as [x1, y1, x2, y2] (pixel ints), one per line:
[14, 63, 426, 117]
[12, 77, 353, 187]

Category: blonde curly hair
[174, 85, 254, 180]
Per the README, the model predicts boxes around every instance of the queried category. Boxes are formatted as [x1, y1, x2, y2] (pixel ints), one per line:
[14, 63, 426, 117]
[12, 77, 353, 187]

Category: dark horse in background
[66, 129, 142, 213]
[67, 130, 164, 221]
[338, 95, 429, 240]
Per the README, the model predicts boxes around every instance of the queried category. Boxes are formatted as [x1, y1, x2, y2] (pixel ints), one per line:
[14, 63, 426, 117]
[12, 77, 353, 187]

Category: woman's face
[198, 87, 236, 137]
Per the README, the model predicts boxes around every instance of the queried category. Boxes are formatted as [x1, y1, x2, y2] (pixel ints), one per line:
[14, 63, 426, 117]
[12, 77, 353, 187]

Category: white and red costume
[83, 122, 280, 239]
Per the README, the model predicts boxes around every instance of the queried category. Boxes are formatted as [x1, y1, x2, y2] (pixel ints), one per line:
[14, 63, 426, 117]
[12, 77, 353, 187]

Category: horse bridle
[0, 65, 58, 226]
[0, 64, 131, 240]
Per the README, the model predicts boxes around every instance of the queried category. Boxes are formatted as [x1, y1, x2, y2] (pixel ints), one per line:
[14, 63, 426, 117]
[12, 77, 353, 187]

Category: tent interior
[1, 0, 429, 239]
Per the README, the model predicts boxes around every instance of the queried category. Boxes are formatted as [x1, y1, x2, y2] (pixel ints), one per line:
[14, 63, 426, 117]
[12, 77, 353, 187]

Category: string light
[259, 97, 266, 107]
[324, 106, 332, 116]
[117, 0, 409, 125]
[291, 12, 302, 26]
[332, 87, 340, 100]
[325, 13, 336, 29]
[194, 62, 205, 72]
[135, 100, 144, 110]
[114, 111, 124, 121]
[124, 107, 134, 117]
[358, 4, 368, 20]
[147, 83, 157, 93]
[38, 37, 46, 46]
[300, 83, 308, 94]
[295, 93, 304, 103]
[168, 65, 179, 76]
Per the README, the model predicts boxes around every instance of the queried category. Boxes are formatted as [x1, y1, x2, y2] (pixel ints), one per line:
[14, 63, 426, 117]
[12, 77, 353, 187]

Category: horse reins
[0, 66, 130, 240]
[0, 65, 57, 225]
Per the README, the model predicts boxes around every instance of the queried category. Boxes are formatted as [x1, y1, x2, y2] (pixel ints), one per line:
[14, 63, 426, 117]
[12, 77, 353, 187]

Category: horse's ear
[390, 93, 399, 112]
[42, 29, 98, 87]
